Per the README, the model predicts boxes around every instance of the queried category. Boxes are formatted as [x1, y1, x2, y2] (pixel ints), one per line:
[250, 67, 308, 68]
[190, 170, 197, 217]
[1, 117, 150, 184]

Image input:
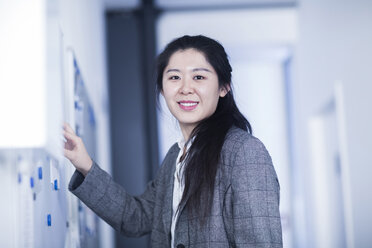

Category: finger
[64, 139, 73, 150]
[63, 130, 78, 145]
[63, 122, 75, 134]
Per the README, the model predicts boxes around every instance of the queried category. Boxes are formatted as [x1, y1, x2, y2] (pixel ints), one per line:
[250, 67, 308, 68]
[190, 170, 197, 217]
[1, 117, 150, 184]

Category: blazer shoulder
[222, 126, 273, 166]
[167, 142, 180, 156]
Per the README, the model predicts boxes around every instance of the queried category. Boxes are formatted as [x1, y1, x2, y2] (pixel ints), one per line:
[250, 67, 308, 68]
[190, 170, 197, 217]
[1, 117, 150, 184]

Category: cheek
[210, 95, 220, 110]
[200, 85, 220, 102]
[162, 85, 177, 105]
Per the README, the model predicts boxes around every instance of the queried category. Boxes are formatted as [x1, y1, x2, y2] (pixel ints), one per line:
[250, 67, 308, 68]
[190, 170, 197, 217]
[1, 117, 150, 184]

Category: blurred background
[1, 0, 371, 247]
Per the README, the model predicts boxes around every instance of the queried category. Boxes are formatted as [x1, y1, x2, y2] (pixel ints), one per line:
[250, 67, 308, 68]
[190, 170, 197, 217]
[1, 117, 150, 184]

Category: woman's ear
[219, 84, 231, 97]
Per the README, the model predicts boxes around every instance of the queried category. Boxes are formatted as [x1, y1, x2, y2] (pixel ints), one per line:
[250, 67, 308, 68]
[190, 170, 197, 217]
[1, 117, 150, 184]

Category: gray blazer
[69, 127, 282, 247]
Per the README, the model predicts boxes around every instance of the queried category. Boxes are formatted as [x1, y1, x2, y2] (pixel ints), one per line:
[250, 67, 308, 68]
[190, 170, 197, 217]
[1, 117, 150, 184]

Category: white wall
[0, 1, 112, 247]
[294, 1, 372, 247]
[0, 0, 48, 148]
[58, 0, 113, 247]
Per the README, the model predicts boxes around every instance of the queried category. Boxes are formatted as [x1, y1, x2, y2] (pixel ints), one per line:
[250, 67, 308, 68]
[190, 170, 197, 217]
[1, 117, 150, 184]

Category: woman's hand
[63, 122, 93, 176]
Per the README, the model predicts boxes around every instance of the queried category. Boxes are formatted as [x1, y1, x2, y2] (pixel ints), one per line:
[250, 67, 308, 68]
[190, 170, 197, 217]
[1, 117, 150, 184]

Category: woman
[64, 35, 282, 248]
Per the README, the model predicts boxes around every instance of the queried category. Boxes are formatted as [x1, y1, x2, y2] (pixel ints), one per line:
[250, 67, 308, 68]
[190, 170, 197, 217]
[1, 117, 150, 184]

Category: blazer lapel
[162, 145, 180, 244]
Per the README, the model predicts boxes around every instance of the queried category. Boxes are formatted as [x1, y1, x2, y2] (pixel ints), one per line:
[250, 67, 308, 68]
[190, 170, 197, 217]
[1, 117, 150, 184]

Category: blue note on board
[18, 173, 22, 184]
[30, 177, 34, 188]
[88, 105, 96, 126]
[47, 214, 51, 226]
[38, 167, 43, 180]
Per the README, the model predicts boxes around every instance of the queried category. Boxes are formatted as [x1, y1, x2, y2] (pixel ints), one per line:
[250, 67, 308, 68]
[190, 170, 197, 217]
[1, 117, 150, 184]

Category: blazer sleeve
[230, 136, 283, 247]
[68, 161, 157, 237]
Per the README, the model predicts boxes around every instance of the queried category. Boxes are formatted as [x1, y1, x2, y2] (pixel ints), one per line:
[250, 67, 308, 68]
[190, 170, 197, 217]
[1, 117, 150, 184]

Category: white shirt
[171, 137, 192, 248]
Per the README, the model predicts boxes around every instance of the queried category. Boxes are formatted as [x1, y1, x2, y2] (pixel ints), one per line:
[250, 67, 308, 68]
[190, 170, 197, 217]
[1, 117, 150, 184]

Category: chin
[178, 119, 201, 126]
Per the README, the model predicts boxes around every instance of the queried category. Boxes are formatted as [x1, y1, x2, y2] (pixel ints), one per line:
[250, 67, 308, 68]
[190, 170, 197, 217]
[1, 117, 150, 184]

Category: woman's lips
[178, 101, 199, 111]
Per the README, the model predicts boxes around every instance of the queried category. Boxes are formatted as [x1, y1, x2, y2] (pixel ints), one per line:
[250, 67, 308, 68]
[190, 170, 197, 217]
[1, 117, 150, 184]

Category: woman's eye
[169, 75, 180, 80]
[194, 75, 205, 80]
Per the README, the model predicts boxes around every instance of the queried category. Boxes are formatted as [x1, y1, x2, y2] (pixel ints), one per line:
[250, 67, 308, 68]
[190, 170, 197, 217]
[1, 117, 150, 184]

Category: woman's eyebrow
[192, 68, 212, 73]
[165, 68, 180, 73]
[165, 68, 212, 73]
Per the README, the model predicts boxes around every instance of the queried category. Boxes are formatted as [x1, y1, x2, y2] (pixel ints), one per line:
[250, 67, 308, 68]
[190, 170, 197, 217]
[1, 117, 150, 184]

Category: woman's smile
[178, 100, 199, 111]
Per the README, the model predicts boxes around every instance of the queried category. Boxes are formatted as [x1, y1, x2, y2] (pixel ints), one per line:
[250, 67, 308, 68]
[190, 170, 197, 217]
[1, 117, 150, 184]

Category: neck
[179, 123, 196, 141]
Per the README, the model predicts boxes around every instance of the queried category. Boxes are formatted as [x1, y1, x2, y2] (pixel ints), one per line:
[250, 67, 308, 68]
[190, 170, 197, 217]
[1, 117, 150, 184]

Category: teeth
[180, 102, 198, 107]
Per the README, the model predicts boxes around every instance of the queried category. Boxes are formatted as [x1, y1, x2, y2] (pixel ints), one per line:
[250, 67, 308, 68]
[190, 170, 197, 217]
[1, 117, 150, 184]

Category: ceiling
[104, 0, 296, 10]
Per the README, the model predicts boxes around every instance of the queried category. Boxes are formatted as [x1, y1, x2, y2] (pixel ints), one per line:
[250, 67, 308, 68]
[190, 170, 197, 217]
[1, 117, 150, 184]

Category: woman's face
[162, 49, 229, 136]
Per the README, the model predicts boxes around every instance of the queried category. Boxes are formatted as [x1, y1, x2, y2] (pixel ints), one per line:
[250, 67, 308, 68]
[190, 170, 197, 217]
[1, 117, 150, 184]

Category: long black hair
[156, 35, 252, 222]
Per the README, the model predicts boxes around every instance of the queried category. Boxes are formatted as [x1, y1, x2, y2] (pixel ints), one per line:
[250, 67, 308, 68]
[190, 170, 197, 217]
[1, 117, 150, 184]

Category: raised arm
[68, 161, 157, 237]
[63, 122, 157, 236]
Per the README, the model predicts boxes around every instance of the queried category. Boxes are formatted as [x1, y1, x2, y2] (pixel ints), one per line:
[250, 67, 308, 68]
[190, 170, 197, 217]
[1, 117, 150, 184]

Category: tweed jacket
[68, 127, 282, 247]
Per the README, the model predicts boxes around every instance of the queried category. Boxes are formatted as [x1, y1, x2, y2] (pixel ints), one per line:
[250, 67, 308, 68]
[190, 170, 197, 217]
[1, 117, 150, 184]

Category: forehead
[166, 49, 214, 70]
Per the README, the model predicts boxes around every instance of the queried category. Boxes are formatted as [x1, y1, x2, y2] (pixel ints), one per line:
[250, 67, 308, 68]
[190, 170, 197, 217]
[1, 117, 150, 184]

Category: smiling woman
[64, 35, 283, 248]
[161, 48, 229, 140]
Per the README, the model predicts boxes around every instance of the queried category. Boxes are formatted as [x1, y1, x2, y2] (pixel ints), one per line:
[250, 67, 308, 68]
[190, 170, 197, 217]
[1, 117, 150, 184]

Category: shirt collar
[177, 138, 185, 150]
[177, 135, 195, 151]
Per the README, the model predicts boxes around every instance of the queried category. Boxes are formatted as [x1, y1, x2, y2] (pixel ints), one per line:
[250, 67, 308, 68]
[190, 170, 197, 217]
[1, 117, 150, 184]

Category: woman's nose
[180, 78, 194, 94]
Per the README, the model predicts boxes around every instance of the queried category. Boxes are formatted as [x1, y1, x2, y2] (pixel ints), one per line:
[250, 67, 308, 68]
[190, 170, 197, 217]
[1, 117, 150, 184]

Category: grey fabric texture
[69, 126, 283, 247]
